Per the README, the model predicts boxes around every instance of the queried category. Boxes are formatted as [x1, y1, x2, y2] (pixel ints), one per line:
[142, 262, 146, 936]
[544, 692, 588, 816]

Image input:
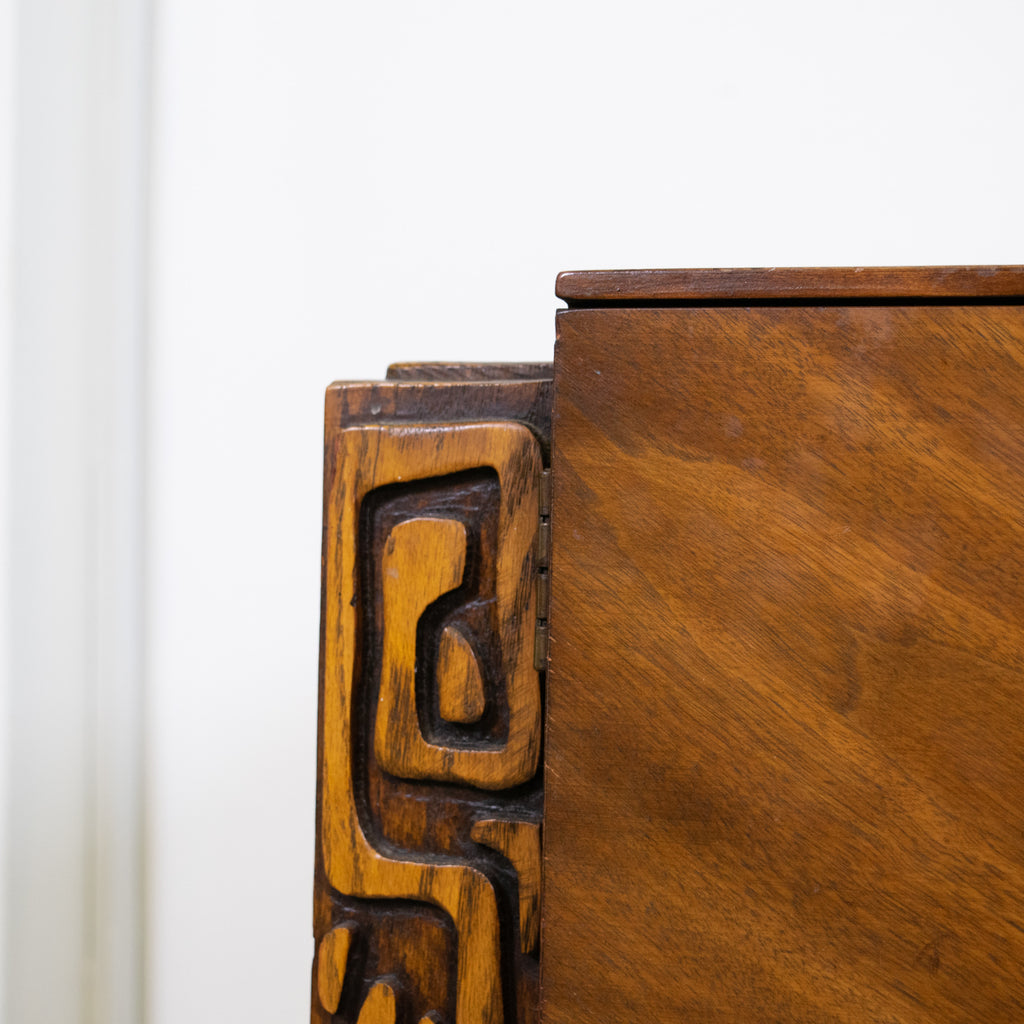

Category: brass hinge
[534, 468, 552, 671]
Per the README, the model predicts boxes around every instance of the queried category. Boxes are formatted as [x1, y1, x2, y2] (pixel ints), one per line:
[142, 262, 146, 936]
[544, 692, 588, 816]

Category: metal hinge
[534, 468, 552, 671]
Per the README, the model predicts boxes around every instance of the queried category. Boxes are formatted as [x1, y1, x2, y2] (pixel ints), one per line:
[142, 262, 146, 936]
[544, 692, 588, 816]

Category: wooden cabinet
[313, 267, 1024, 1023]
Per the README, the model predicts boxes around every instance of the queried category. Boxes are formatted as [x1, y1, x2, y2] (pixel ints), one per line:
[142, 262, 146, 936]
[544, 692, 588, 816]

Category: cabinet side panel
[544, 305, 1024, 1023]
[313, 378, 550, 1024]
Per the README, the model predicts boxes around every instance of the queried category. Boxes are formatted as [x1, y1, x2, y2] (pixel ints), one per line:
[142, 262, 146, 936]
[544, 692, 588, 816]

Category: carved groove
[316, 422, 545, 1024]
[470, 821, 542, 956]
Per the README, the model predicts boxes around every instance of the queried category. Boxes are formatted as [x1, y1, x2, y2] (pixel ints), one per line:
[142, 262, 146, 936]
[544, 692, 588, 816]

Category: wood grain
[555, 266, 1024, 304]
[386, 363, 552, 382]
[437, 625, 487, 724]
[313, 375, 549, 1024]
[470, 820, 542, 955]
[317, 926, 354, 1015]
[356, 983, 396, 1024]
[361, 428, 542, 789]
[325, 379, 553, 462]
[545, 302, 1024, 1023]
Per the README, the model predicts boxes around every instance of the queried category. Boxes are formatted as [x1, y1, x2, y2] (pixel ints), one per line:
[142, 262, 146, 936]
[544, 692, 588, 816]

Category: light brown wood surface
[363, 429, 542, 789]
[317, 925, 354, 1015]
[313, 374, 550, 1024]
[545, 302, 1024, 1022]
[437, 623, 487, 724]
[469, 819, 542, 956]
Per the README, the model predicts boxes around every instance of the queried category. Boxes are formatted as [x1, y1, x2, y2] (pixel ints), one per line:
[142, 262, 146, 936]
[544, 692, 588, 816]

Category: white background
[3, 1, 1024, 1022]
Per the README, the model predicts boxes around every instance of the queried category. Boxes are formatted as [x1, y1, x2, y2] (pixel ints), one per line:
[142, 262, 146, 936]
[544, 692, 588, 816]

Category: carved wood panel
[313, 374, 550, 1024]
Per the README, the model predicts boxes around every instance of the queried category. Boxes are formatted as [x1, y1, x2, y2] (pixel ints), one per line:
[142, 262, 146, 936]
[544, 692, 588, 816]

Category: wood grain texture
[555, 266, 1024, 304]
[318, 926, 355, 1015]
[357, 983, 396, 1024]
[438, 624, 487, 724]
[313, 376, 549, 1024]
[386, 364, 552, 382]
[325, 379, 553, 462]
[469, 820, 542, 956]
[368, 433, 541, 788]
[545, 303, 1024, 1023]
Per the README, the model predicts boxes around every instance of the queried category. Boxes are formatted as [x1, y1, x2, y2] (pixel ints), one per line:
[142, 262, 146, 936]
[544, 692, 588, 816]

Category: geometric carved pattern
[315, 421, 544, 1024]
[469, 820, 542, 956]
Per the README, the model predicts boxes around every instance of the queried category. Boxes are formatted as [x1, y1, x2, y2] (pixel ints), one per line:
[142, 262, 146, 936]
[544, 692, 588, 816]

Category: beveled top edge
[555, 267, 1024, 304]
[386, 362, 552, 382]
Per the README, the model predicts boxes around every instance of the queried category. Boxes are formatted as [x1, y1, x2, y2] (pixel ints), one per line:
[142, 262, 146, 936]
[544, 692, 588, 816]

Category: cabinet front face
[545, 298, 1024, 1023]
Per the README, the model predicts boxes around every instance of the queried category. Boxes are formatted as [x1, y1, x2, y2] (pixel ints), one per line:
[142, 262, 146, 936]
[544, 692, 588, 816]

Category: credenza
[312, 267, 1024, 1023]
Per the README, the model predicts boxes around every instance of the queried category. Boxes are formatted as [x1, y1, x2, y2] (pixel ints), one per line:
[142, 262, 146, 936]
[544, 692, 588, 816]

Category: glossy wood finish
[556, 266, 1024, 304]
[326, 377, 553, 461]
[545, 302, 1024, 1022]
[313, 374, 550, 1024]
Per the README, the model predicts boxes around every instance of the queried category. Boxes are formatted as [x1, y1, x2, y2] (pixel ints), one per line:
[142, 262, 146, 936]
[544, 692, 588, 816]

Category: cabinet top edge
[386, 362, 553, 382]
[555, 267, 1024, 305]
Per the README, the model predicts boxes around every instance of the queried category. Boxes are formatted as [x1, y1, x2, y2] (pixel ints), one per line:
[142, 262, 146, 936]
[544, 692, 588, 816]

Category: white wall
[0, 0, 12, 1012]
[5, 0, 151, 1018]
[4, 1, 1023, 1022]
